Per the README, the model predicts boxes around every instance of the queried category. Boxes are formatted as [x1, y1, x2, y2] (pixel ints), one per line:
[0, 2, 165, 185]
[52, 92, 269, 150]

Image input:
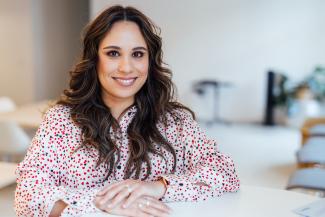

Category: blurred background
[1, 0, 325, 216]
[2, 0, 325, 122]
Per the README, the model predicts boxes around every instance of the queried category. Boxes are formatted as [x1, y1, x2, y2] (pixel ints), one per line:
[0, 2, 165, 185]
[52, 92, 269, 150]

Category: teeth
[115, 78, 136, 86]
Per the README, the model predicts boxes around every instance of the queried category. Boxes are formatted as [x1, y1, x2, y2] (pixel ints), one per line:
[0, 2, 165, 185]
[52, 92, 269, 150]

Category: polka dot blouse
[15, 105, 240, 216]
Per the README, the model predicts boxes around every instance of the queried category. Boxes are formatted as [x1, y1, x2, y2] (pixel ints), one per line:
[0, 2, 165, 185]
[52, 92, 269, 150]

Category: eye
[132, 51, 144, 58]
[106, 50, 120, 57]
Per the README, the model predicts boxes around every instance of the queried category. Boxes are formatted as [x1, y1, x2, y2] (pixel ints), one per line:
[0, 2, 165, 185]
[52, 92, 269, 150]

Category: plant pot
[286, 99, 322, 128]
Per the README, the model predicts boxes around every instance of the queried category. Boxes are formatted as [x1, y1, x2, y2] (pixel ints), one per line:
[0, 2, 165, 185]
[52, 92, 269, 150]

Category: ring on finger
[125, 184, 133, 193]
[145, 198, 150, 207]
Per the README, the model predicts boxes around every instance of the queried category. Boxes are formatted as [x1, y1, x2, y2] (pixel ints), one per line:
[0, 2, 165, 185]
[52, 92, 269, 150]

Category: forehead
[99, 21, 147, 48]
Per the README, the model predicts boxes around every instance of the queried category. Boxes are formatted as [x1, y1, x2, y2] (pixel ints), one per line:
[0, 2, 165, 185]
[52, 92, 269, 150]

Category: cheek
[97, 58, 117, 76]
[134, 60, 149, 76]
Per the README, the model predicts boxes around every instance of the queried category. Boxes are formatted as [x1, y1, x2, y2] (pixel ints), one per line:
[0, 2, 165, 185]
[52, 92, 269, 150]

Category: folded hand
[95, 179, 166, 209]
[94, 195, 171, 217]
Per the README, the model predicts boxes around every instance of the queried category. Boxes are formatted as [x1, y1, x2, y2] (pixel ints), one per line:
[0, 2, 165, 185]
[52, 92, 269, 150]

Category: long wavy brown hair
[58, 5, 194, 180]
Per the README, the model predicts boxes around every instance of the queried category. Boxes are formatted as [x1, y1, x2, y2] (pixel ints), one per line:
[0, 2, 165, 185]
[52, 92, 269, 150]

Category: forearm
[15, 177, 101, 216]
[160, 153, 240, 202]
[152, 178, 167, 199]
[49, 200, 68, 217]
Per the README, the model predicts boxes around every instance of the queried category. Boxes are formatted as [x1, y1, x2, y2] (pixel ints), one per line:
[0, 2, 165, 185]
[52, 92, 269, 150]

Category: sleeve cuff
[54, 186, 102, 216]
[160, 173, 199, 202]
[43, 186, 66, 216]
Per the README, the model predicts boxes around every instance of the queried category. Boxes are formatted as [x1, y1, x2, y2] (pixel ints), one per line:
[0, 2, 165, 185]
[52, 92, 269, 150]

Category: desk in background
[82, 185, 318, 217]
[0, 100, 53, 129]
[0, 162, 17, 189]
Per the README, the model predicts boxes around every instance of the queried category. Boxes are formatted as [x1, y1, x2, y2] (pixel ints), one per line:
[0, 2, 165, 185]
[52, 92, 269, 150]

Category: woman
[15, 5, 240, 217]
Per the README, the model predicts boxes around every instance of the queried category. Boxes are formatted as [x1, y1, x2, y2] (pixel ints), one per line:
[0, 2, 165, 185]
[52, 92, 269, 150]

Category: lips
[112, 77, 137, 87]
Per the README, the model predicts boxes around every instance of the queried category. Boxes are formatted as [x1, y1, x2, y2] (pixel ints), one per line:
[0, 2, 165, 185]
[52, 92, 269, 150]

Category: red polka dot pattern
[15, 105, 240, 216]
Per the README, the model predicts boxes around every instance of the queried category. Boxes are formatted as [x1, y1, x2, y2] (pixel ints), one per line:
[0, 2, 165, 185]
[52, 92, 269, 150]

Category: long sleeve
[160, 110, 240, 202]
[15, 107, 100, 216]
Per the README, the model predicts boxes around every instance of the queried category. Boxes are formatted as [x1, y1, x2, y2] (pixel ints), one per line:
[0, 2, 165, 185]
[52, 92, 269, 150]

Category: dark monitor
[264, 71, 287, 125]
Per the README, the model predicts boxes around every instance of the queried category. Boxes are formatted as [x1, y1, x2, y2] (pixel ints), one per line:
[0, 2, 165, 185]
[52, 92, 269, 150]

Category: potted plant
[285, 66, 325, 127]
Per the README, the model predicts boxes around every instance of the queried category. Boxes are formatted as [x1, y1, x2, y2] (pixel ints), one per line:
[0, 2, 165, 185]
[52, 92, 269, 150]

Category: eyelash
[106, 50, 119, 57]
[106, 51, 144, 58]
[132, 51, 144, 58]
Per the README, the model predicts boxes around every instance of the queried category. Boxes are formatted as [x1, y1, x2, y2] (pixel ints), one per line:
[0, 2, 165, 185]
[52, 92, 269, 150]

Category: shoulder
[167, 107, 195, 123]
[44, 104, 71, 118]
[160, 107, 196, 134]
[42, 104, 73, 126]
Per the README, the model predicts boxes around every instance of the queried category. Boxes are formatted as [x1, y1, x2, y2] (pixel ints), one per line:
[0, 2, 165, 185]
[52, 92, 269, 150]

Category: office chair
[286, 168, 325, 197]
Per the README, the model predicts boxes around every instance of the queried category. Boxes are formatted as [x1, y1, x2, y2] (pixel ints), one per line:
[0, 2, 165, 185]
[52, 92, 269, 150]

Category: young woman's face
[97, 21, 149, 107]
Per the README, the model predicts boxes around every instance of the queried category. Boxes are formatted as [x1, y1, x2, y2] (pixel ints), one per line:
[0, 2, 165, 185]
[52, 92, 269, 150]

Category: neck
[102, 95, 134, 120]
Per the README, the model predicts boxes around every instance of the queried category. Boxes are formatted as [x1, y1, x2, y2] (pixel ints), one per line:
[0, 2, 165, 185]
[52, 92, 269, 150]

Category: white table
[82, 185, 318, 217]
[0, 162, 17, 189]
[0, 100, 52, 129]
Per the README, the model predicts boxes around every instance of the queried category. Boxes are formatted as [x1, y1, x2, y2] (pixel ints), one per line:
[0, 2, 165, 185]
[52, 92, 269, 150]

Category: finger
[106, 204, 152, 217]
[97, 180, 127, 196]
[138, 202, 170, 217]
[98, 184, 130, 207]
[107, 187, 132, 210]
[145, 197, 172, 213]
[138, 196, 171, 214]
[93, 197, 101, 209]
[122, 188, 143, 208]
[93, 196, 110, 211]
[100, 187, 130, 210]
[97, 183, 120, 196]
[133, 208, 155, 217]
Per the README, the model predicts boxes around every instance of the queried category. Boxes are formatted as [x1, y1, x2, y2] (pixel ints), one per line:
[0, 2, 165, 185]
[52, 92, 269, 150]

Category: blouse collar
[117, 105, 137, 132]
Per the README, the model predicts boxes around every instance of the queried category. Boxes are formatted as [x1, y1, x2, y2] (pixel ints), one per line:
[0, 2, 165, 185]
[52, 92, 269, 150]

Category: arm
[160, 110, 240, 202]
[94, 195, 171, 217]
[49, 200, 68, 217]
[15, 106, 100, 216]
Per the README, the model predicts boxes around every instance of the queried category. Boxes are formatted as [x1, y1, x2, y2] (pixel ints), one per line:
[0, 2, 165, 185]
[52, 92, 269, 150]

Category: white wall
[0, 0, 89, 105]
[31, 0, 89, 101]
[91, 0, 325, 122]
[0, 0, 34, 104]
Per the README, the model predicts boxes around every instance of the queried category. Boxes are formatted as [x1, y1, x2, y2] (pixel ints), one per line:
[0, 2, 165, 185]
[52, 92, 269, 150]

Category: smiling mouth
[112, 77, 137, 87]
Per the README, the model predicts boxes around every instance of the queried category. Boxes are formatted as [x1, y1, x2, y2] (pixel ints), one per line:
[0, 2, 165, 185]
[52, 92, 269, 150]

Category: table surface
[0, 162, 17, 189]
[0, 100, 52, 129]
[82, 185, 318, 217]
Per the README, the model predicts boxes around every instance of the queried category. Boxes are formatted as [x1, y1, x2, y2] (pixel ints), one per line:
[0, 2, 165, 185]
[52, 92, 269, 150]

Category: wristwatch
[160, 177, 169, 188]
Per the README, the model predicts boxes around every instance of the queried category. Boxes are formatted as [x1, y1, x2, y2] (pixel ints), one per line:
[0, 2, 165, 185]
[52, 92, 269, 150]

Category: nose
[118, 56, 132, 74]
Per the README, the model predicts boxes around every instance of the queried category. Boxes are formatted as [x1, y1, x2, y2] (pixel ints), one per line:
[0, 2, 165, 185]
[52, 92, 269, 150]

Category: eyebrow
[103, 46, 147, 51]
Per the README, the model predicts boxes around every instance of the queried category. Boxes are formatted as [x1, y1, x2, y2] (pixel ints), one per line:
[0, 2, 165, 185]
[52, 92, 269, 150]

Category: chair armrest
[300, 117, 325, 145]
